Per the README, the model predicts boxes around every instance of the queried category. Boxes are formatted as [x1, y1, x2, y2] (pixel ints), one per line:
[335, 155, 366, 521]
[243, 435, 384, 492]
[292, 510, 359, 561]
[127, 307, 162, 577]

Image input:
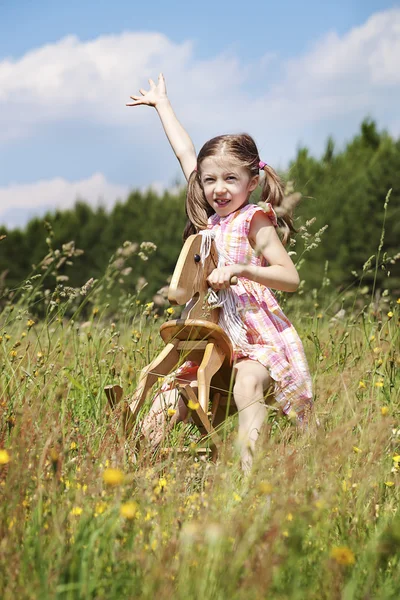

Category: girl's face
[200, 156, 258, 217]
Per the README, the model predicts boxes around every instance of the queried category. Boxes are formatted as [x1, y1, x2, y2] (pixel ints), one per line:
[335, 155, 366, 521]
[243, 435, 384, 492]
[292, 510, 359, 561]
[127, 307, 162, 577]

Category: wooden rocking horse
[105, 233, 238, 457]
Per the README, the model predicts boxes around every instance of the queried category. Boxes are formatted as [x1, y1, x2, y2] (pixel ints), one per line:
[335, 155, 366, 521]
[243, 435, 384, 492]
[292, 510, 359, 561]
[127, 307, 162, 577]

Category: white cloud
[1, 8, 397, 144]
[0, 173, 129, 228]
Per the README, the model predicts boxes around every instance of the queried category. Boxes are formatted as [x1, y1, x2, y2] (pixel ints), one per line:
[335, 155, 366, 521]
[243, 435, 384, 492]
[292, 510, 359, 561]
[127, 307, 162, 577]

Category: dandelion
[330, 546, 355, 566]
[167, 408, 177, 417]
[70, 506, 83, 516]
[358, 381, 366, 389]
[385, 481, 395, 487]
[120, 501, 138, 520]
[158, 477, 167, 490]
[103, 468, 124, 487]
[381, 407, 389, 416]
[387, 311, 393, 319]
[70, 441, 77, 450]
[392, 455, 400, 463]
[258, 481, 274, 494]
[166, 307, 175, 315]
[187, 399, 200, 411]
[0, 449, 11, 465]
[375, 381, 384, 388]
[94, 502, 107, 516]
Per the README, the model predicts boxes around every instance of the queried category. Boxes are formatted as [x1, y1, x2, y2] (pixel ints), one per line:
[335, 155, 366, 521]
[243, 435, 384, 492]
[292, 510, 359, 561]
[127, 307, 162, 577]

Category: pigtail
[260, 164, 299, 245]
[183, 170, 214, 241]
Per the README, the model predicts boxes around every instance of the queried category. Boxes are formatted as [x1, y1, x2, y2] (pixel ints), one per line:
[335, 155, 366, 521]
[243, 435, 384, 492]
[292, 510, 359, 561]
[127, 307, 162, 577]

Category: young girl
[127, 74, 313, 471]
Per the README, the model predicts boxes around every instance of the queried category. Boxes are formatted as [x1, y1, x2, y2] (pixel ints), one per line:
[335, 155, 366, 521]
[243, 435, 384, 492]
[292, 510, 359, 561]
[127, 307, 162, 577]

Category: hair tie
[259, 161, 267, 170]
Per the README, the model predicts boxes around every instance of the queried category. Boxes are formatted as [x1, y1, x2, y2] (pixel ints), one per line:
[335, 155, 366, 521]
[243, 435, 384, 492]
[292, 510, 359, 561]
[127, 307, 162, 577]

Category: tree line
[0, 119, 398, 308]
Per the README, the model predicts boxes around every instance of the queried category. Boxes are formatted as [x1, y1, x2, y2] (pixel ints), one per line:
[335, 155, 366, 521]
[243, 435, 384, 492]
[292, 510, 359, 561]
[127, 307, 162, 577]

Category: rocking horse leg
[179, 384, 222, 454]
[126, 341, 180, 429]
[197, 342, 225, 413]
[104, 384, 123, 409]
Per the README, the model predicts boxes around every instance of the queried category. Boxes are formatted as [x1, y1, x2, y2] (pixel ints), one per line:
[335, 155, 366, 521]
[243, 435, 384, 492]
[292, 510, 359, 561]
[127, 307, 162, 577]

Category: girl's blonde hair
[183, 133, 296, 243]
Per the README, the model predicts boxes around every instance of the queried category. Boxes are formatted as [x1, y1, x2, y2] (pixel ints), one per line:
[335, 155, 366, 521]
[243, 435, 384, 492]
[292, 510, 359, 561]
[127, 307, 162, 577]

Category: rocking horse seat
[160, 318, 233, 364]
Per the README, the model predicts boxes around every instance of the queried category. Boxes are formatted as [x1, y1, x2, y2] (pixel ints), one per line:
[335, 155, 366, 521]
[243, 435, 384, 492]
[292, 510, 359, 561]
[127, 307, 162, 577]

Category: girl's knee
[234, 374, 264, 408]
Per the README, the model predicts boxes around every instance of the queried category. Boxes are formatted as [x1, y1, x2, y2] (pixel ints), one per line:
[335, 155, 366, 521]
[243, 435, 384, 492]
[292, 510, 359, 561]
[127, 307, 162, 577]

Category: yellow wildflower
[392, 455, 400, 463]
[94, 502, 107, 516]
[258, 481, 274, 494]
[70, 506, 83, 516]
[70, 441, 77, 450]
[158, 477, 167, 490]
[375, 381, 384, 388]
[358, 381, 366, 389]
[103, 468, 124, 487]
[167, 408, 176, 417]
[166, 307, 175, 315]
[120, 501, 138, 520]
[352, 446, 362, 454]
[387, 311, 393, 319]
[385, 481, 395, 487]
[187, 399, 199, 411]
[27, 319, 35, 328]
[286, 513, 293, 521]
[330, 546, 355, 565]
[0, 449, 11, 465]
[233, 493, 242, 503]
[381, 406, 389, 416]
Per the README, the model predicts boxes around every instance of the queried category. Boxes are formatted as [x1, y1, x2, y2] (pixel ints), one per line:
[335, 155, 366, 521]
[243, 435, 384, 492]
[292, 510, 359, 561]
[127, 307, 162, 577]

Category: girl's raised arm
[127, 73, 196, 181]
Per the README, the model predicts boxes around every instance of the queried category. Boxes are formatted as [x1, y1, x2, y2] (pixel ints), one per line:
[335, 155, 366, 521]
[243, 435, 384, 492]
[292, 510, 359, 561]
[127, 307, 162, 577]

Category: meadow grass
[0, 233, 399, 599]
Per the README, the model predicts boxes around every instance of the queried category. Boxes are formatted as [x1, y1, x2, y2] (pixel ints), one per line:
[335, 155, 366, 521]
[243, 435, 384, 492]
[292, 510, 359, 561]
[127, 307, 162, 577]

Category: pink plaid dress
[162, 203, 313, 418]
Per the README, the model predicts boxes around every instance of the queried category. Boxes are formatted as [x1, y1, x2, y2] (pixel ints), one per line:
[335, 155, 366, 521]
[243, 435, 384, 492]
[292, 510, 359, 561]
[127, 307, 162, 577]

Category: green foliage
[0, 256, 399, 599]
[290, 119, 399, 293]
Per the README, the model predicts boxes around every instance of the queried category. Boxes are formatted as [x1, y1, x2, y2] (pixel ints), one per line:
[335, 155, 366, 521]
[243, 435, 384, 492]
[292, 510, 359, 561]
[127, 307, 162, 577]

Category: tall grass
[0, 213, 399, 599]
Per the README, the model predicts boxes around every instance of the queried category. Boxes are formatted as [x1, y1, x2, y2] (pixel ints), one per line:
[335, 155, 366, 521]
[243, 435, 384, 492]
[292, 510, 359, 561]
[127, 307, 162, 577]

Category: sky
[0, 0, 399, 228]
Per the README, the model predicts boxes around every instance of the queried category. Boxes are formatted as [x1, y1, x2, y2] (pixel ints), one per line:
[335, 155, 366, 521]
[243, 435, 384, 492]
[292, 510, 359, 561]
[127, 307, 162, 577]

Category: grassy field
[1, 232, 399, 599]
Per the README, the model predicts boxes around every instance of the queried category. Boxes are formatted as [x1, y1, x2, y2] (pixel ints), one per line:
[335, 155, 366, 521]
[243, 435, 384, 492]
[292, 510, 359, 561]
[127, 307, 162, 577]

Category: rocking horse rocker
[105, 231, 240, 458]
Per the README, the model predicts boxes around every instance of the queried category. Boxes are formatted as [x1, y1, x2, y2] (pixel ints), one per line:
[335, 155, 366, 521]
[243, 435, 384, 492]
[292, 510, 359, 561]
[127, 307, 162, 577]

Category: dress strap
[245, 203, 278, 228]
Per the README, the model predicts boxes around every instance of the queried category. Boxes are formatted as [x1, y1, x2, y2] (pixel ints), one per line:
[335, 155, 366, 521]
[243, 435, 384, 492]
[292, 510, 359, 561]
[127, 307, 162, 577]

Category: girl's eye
[204, 178, 214, 184]
[227, 176, 236, 181]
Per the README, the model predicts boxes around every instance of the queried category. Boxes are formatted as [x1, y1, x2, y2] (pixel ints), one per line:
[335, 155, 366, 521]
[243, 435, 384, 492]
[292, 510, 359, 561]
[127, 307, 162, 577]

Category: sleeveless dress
[161, 203, 313, 418]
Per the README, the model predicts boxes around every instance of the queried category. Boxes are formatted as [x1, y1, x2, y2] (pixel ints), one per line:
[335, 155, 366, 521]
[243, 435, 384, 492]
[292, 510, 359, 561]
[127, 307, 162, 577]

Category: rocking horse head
[168, 233, 219, 322]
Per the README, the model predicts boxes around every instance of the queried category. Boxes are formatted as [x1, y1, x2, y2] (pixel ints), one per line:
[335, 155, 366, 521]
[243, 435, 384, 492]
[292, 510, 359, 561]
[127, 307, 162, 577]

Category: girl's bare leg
[141, 374, 198, 447]
[233, 359, 272, 474]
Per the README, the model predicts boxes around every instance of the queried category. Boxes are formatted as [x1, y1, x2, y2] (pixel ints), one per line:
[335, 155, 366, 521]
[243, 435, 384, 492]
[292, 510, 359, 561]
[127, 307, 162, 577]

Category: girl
[127, 74, 313, 471]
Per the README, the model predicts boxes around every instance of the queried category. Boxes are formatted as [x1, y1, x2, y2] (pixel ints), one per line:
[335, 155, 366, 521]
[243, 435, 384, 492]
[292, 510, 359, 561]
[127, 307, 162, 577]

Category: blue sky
[0, 0, 399, 228]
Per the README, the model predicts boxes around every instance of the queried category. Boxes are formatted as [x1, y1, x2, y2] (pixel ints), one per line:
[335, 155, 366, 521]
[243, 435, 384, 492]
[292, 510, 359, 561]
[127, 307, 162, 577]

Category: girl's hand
[207, 265, 241, 290]
[127, 73, 168, 108]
